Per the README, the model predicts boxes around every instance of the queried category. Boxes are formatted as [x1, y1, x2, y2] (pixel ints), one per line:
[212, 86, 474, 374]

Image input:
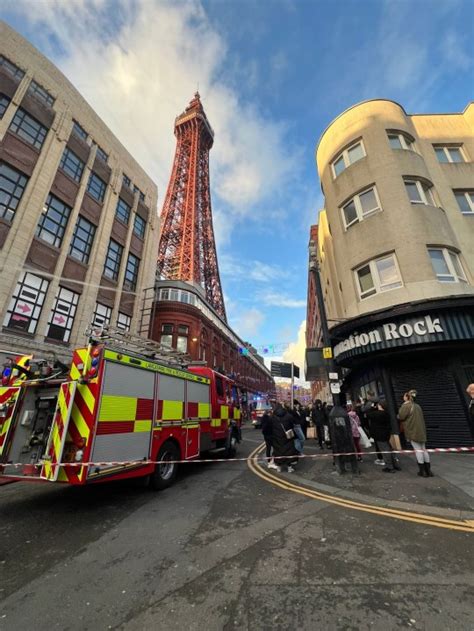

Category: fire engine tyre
[150, 441, 179, 490]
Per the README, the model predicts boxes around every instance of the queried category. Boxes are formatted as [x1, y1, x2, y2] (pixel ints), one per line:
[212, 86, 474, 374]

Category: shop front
[330, 297, 474, 448]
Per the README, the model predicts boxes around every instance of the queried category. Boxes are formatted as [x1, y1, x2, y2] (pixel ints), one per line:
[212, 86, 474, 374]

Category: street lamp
[308, 239, 341, 406]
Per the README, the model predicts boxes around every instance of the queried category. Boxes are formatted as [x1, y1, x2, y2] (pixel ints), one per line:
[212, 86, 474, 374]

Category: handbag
[307, 426, 316, 439]
[281, 424, 295, 439]
[358, 426, 372, 449]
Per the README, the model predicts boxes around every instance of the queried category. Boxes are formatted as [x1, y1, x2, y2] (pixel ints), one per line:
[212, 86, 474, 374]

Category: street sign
[323, 347, 333, 359]
[329, 372, 338, 380]
[271, 361, 300, 379]
[330, 382, 341, 394]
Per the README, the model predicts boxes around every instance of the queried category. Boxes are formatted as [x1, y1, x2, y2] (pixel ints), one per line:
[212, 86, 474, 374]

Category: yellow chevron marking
[198, 402, 210, 418]
[221, 405, 229, 420]
[211, 418, 222, 427]
[134, 420, 152, 433]
[71, 403, 90, 439]
[78, 384, 95, 415]
[100, 395, 137, 421]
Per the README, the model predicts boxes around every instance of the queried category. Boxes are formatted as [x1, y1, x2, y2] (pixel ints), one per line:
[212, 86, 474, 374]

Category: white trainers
[267, 461, 278, 470]
[374, 459, 386, 466]
[287, 466, 295, 473]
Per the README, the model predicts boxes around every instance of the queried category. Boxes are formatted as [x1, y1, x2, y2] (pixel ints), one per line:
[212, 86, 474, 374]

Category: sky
[2, 0, 473, 383]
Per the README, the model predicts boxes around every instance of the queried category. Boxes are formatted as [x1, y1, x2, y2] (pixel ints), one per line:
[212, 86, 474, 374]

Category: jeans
[293, 424, 305, 453]
[411, 440, 430, 464]
[377, 440, 398, 469]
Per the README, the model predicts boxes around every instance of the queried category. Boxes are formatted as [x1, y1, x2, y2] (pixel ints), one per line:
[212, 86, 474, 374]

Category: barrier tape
[1, 446, 473, 470]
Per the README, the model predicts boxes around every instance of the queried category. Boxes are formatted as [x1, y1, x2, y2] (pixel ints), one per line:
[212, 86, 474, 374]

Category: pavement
[256, 437, 474, 518]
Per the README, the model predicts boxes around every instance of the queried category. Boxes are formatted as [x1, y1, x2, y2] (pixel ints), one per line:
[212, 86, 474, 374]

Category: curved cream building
[0, 22, 159, 359]
[312, 99, 474, 446]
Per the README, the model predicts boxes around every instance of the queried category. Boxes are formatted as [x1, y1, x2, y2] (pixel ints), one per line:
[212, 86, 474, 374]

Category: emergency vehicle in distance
[0, 327, 242, 489]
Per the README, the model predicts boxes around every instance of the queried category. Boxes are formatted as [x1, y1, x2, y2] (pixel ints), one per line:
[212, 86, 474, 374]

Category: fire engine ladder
[85, 325, 192, 366]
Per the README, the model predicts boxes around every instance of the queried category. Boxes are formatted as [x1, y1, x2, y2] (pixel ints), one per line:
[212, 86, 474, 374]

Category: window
[115, 198, 131, 224]
[170, 289, 179, 301]
[103, 239, 123, 281]
[59, 146, 85, 183]
[180, 292, 189, 304]
[161, 323, 173, 347]
[434, 145, 465, 164]
[72, 120, 87, 141]
[388, 131, 415, 151]
[27, 80, 54, 107]
[9, 108, 48, 150]
[216, 376, 224, 398]
[117, 312, 131, 331]
[428, 248, 467, 283]
[0, 93, 10, 119]
[124, 253, 140, 291]
[46, 287, 79, 342]
[454, 191, 474, 215]
[3, 272, 49, 334]
[177, 325, 189, 353]
[342, 186, 382, 229]
[69, 215, 96, 264]
[133, 214, 146, 238]
[123, 173, 131, 188]
[95, 145, 108, 163]
[0, 55, 25, 81]
[133, 185, 145, 202]
[160, 288, 170, 300]
[404, 179, 436, 206]
[36, 194, 71, 248]
[355, 254, 402, 299]
[332, 140, 365, 177]
[0, 162, 28, 222]
[92, 303, 112, 328]
[87, 172, 106, 203]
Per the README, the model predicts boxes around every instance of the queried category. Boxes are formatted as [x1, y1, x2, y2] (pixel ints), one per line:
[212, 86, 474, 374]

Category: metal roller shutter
[391, 362, 473, 448]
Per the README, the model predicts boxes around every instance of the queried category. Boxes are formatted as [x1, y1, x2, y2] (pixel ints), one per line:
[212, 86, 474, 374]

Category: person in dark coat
[271, 404, 299, 472]
[366, 402, 401, 473]
[261, 410, 277, 469]
[311, 399, 326, 449]
[329, 405, 358, 474]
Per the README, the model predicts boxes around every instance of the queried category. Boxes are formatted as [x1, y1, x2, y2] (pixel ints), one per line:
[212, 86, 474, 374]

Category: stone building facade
[0, 22, 159, 360]
[307, 99, 474, 446]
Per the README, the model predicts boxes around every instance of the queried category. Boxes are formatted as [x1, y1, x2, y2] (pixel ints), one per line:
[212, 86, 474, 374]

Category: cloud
[231, 307, 265, 339]
[261, 291, 306, 308]
[282, 319, 308, 385]
[6, 0, 299, 244]
[441, 30, 472, 71]
[219, 254, 290, 284]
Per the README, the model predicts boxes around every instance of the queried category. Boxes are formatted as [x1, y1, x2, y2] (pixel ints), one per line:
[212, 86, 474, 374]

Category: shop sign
[332, 310, 472, 361]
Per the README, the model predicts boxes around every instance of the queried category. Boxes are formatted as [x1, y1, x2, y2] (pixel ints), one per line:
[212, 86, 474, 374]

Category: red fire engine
[0, 328, 241, 489]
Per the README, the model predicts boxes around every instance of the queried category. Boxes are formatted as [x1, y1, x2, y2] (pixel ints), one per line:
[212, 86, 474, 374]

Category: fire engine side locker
[87, 359, 155, 479]
[40, 382, 77, 481]
[0, 386, 22, 459]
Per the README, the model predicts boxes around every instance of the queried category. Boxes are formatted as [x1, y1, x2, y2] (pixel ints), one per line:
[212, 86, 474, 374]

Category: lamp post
[308, 240, 341, 406]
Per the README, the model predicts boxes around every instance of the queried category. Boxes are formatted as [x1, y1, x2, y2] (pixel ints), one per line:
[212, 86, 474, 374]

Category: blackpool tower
[157, 93, 227, 321]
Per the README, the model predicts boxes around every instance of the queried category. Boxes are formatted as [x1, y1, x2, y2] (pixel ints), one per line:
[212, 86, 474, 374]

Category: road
[1, 427, 473, 630]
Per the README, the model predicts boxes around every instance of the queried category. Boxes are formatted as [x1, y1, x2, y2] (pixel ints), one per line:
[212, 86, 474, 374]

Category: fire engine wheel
[150, 441, 179, 490]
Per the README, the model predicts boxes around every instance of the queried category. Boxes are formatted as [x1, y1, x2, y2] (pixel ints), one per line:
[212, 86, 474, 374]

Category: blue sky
[3, 0, 473, 374]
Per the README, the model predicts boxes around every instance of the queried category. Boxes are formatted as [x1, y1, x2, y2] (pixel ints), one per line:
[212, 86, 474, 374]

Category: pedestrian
[347, 404, 363, 462]
[366, 401, 401, 473]
[362, 391, 385, 466]
[271, 403, 299, 473]
[398, 390, 433, 477]
[329, 405, 358, 475]
[311, 399, 326, 449]
[290, 400, 306, 455]
[466, 383, 474, 424]
[261, 407, 277, 469]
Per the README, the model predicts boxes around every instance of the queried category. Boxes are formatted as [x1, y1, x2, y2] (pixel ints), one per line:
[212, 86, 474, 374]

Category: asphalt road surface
[1, 427, 473, 630]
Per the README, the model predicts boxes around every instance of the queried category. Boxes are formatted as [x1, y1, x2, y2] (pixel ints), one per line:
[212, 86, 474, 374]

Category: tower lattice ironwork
[157, 93, 227, 321]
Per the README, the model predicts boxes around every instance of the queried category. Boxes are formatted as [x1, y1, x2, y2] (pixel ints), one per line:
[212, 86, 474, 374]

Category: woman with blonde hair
[398, 390, 433, 477]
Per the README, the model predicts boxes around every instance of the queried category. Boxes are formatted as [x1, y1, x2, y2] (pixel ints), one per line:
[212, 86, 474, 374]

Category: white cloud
[7, 0, 299, 245]
[282, 319, 308, 385]
[219, 254, 290, 284]
[441, 30, 472, 71]
[261, 291, 306, 308]
[231, 307, 265, 339]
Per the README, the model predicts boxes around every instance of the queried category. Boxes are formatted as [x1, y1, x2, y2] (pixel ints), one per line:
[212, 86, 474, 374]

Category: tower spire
[157, 94, 227, 321]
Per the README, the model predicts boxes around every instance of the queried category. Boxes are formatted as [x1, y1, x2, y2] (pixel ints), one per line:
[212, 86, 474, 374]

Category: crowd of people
[260, 388, 443, 478]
